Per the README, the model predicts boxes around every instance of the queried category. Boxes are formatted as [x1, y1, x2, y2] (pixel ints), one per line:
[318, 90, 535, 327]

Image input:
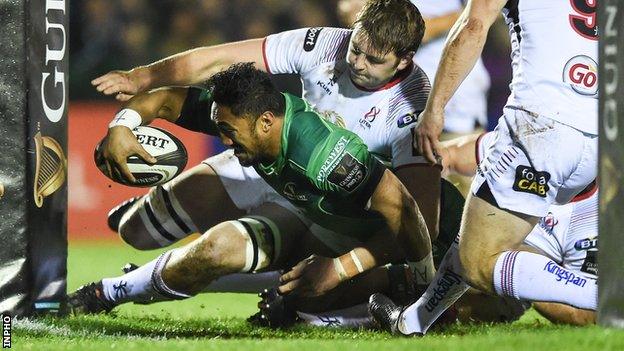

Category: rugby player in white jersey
[370, 0, 598, 335]
[338, 0, 491, 195]
[443, 132, 597, 326]
[259, 133, 596, 329]
[92, 0, 440, 283]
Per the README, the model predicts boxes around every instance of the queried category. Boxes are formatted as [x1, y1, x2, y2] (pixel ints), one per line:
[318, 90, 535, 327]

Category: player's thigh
[166, 160, 246, 231]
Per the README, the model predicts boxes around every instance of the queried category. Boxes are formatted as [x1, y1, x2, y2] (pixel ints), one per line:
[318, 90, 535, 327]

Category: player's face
[211, 103, 268, 167]
[347, 26, 412, 90]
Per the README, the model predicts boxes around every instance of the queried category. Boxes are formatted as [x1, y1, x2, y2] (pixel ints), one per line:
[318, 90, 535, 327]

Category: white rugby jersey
[263, 27, 431, 167]
[477, 132, 598, 277]
[412, 0, 490, 132]
[502, 0, 598, 134]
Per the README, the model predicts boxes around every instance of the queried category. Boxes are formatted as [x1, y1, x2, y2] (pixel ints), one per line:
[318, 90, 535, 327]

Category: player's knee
[195, 222, 242, 267]
[199, 217, 278, 273]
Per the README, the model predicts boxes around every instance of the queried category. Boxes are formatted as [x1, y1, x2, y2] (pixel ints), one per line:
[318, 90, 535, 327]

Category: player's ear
[259, 111, 274, 133]
[397, 51, 415, 71]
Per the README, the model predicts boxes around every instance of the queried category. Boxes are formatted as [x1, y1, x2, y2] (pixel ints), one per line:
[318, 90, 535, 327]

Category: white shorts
[203, 150, 361, 254]
[471, 107, 597, 217]
[477, 130, 599, 278]
[202, 149, 289, 212]
[524, 188, 598, 278]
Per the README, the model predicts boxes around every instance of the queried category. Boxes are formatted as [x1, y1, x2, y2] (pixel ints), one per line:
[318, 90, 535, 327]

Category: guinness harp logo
[33, 132, 67, 207]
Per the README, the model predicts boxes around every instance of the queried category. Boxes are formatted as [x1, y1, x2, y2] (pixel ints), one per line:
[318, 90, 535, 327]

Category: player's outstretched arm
[416, 0, 505, 163]
[102, 88, 189, 182]
[278, 169, 431, 298]
[92, 39, 265, 101]
[368, 169, 432, 266]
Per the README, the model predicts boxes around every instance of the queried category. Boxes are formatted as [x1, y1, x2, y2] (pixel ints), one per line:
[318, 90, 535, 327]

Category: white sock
[297, 303, 374, 329]
[101, 250, 191, 305]
[399, 240, 469, 334]
[493, 251, 597, 310]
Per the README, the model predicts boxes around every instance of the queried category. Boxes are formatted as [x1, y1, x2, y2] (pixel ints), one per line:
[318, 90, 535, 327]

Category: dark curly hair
[206, 62, 285, 124]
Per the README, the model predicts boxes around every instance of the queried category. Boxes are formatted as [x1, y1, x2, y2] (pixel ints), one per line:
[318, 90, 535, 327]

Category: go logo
[563, 55, 598, 97]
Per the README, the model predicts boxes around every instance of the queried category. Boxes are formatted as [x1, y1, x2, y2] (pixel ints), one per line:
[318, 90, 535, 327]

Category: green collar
[257, 93, 294, 176]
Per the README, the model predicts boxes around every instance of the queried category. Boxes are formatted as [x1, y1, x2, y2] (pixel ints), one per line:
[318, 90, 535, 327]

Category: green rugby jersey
[178, 87, 464, 253]
[254, 93, 387, 240]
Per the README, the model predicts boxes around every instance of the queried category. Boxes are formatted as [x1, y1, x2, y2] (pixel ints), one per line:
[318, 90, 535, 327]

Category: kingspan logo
[543, 261, 587, 287]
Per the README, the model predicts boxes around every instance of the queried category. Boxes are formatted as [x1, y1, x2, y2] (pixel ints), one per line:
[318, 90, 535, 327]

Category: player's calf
[118, 184, 200, 250]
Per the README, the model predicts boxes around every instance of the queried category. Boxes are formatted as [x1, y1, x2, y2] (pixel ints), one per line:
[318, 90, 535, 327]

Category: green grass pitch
[12, 241, 624, 350]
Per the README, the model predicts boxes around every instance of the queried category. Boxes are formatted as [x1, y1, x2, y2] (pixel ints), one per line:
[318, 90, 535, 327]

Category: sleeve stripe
[262, 37, 272, 74]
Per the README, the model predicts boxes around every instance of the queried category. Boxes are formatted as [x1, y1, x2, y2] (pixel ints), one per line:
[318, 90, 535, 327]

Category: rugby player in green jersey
[68, 63, 432, 313]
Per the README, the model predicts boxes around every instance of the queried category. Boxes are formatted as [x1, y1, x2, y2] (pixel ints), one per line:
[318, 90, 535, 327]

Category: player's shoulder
[385, 63, 431, 126]
[396, 63, 431, 95]
[298, 27, 351, 63]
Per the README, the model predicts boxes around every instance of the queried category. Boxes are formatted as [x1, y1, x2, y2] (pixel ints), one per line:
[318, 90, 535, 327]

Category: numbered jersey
[263, 27, 431, 167]
[503, 0, 598, 134]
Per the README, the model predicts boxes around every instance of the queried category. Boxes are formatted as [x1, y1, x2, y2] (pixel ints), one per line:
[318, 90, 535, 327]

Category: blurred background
[67, 0, 512, 240]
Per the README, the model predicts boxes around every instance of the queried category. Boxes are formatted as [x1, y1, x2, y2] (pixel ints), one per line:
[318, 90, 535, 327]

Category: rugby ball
[94, 126, 188, 187]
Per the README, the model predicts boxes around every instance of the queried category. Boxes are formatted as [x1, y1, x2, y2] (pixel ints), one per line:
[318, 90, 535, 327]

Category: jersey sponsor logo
[303, 27, 323, 52]
[358, 106, 380, 129]
[569, 0, 598, 41]
[424, 268, 463, 313]
[574, 237, 598, 251]
[397, 112, 419, 128]
[317, 136, 349, 182]
[512, 166, 550, 198]
[327, 153, 367, 192]
[543, 261, 587, 287]
[580, 250, 598, 276]
[538, 212, 559, 235]
[563, 55, 598, 97]
[282, 182, 308, 202]
[316, 69, 342, 96]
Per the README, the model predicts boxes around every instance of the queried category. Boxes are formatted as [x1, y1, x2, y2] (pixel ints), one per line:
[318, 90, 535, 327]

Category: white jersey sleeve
[386, 66, 431, 168]
[263, 27, 351, 75]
